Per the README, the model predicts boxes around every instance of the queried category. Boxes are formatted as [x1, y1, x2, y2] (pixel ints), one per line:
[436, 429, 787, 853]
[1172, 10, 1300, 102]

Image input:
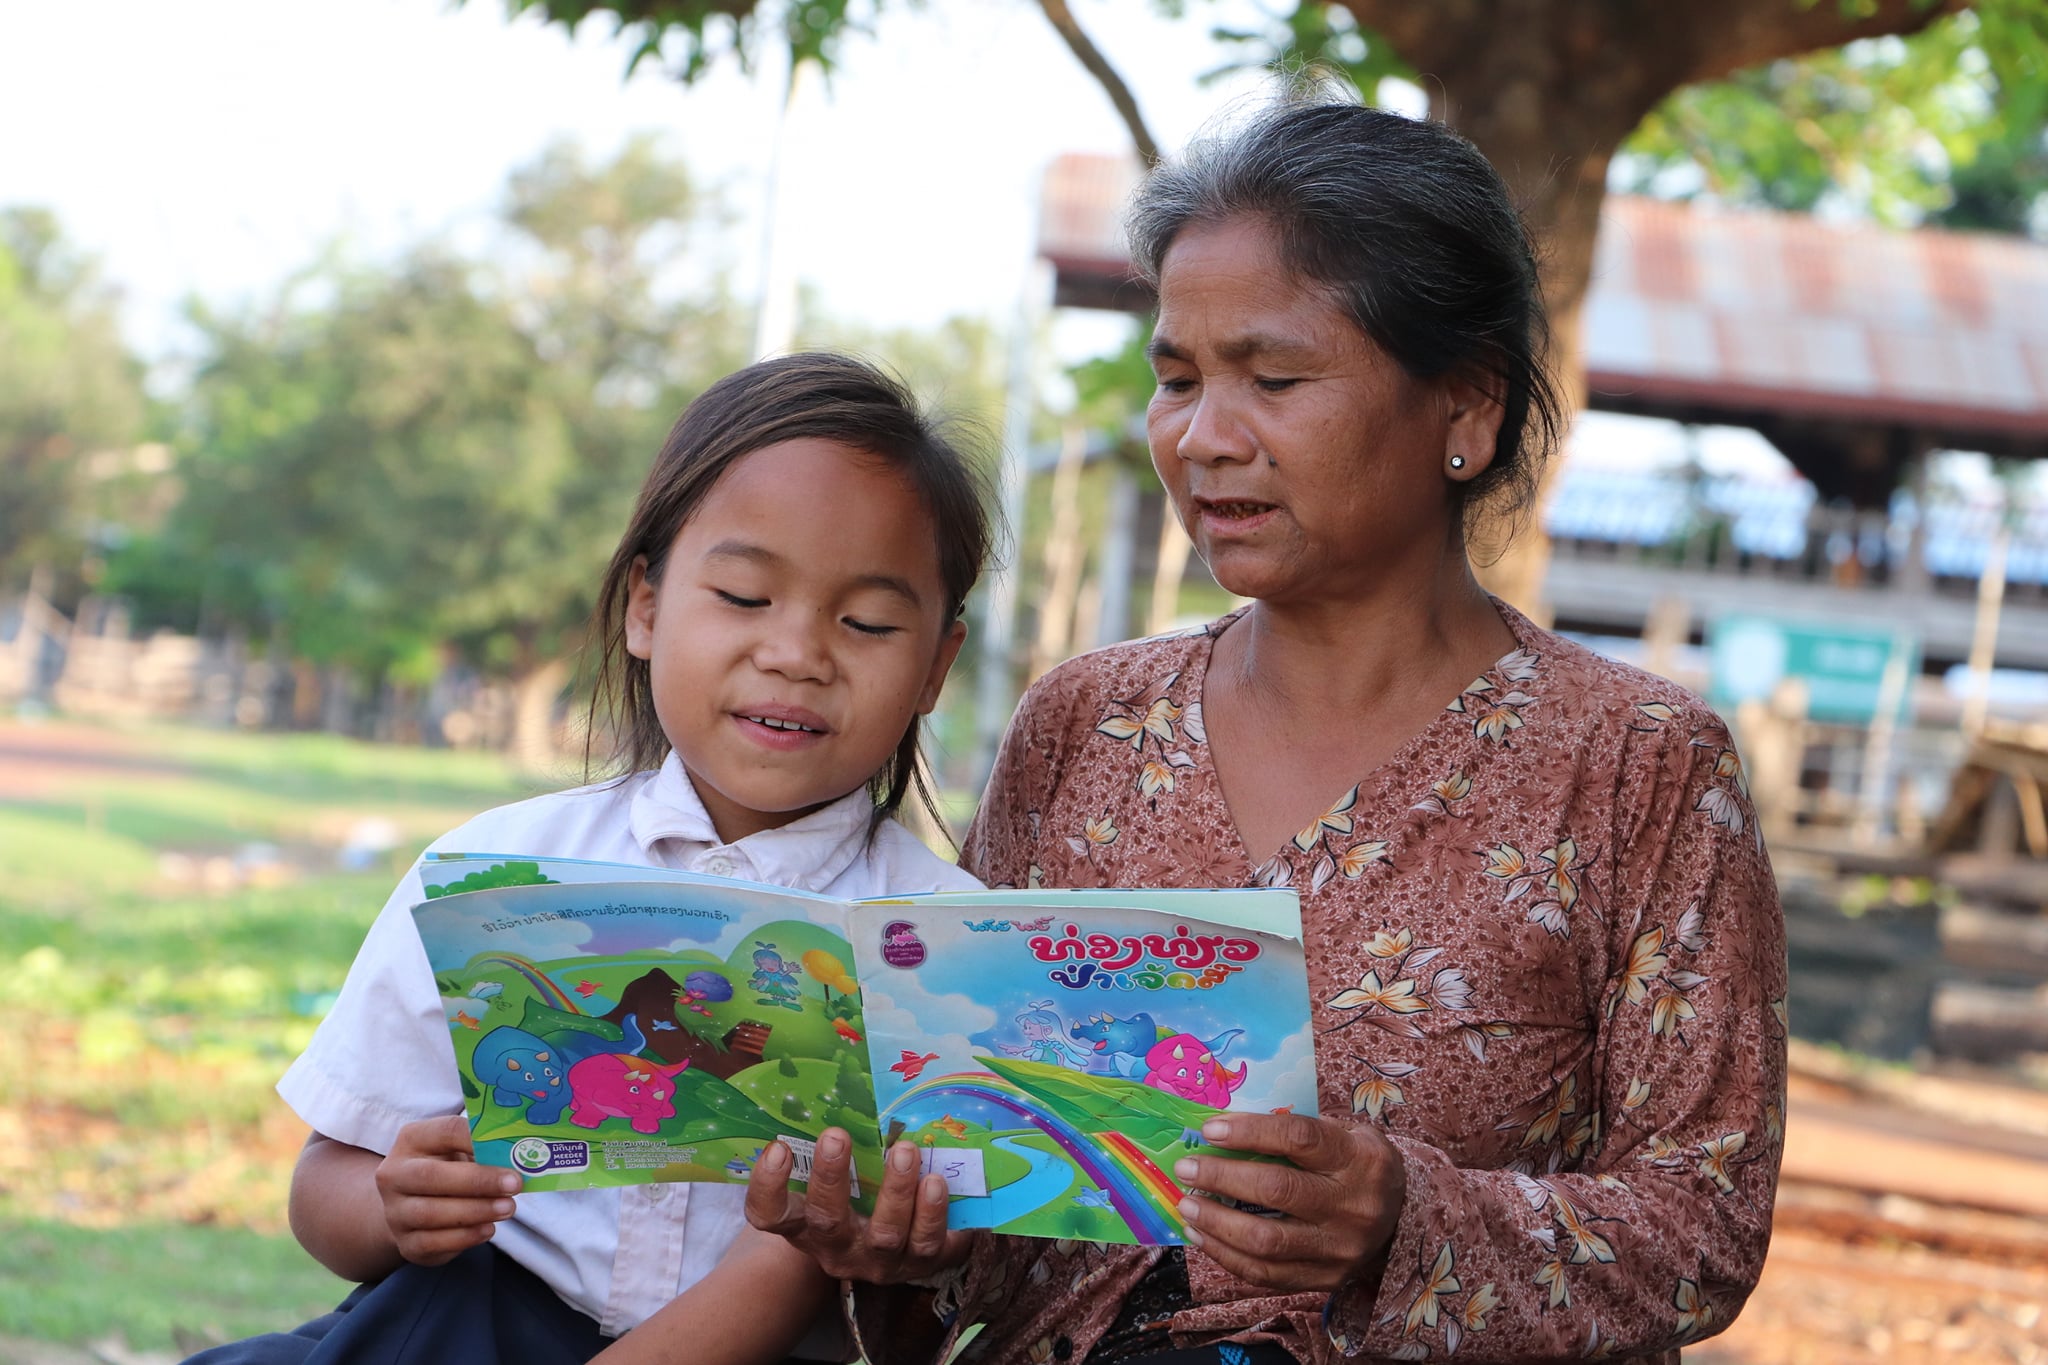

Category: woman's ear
[918, 618, 970, 715]
[623, 556, 658, 661]
[1443, 372, 1506, 481]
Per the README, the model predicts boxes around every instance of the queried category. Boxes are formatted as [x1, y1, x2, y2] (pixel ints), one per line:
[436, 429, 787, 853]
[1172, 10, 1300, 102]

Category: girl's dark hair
[585, 351, 995, 837]
[1126, 86, 1565, 542]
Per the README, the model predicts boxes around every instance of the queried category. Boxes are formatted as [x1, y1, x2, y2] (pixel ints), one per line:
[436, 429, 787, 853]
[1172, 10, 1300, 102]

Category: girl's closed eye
[713, 589, 767, 609]
[843, 616, 901, 638]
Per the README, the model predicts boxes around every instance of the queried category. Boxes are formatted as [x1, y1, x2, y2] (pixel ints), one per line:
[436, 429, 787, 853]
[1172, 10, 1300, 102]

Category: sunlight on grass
[1, 718, 543, 1348]
[0, 1218, 344, 1351]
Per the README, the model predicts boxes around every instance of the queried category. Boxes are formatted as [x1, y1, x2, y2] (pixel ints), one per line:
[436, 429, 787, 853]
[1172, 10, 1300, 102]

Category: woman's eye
[714, 589, 767, 609]
[844, 617, 901, 638]
[1255, 377, 1301, 393]
[1155, 377, 1196, 394]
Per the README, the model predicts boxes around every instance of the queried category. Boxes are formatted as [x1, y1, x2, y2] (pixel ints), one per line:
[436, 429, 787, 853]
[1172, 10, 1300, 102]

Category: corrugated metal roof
[1036, 153, 2048, 441]
[1585, 197, 2048, 439]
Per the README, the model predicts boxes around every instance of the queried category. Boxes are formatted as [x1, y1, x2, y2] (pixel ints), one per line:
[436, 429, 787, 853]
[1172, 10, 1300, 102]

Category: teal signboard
[1707, 616, 1918, 725]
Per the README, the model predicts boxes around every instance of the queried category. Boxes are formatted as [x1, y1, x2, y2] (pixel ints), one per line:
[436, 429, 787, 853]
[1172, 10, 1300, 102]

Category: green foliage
[1621, 6, 2048, 233]
[489, 0, 883, 82]
[778, 1054, 802, 1077]
[1201, 2, 1411, 95]
[107, 138, 743, 691]
[782, 1092, 812, 1122]
[0, 208, 149, 586]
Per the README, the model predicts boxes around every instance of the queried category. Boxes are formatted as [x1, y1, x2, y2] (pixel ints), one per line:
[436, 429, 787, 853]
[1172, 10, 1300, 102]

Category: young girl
[195, 353, 994, 1365]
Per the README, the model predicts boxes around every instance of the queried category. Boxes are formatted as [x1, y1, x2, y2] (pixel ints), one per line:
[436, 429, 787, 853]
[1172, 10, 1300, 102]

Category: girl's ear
[624, 556, 658, 661]
[917, 618, 970, 716]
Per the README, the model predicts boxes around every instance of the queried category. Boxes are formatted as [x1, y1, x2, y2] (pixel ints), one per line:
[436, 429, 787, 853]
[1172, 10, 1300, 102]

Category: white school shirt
[278, 753, 983, 1338]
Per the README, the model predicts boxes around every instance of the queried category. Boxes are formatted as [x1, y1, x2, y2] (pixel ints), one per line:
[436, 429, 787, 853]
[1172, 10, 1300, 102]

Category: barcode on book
[775, 1134, 859, 1198]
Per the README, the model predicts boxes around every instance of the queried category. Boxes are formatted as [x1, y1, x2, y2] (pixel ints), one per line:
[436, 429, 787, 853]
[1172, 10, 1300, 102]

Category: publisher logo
[880, 920, 926, 968]
[511, 1138, 588, 1175]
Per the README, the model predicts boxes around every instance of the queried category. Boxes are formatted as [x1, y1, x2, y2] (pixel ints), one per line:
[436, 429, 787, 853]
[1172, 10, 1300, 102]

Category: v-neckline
[1188, 598, 1535, 877]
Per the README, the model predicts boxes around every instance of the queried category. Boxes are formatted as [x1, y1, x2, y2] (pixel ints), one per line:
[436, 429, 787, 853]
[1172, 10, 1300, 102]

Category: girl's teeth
[750, 716, 816, 733]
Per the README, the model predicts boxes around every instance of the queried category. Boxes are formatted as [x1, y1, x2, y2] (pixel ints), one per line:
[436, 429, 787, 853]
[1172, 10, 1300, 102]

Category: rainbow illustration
[470, 953, 581, 1014]
[886, 1072, 1188, 1243]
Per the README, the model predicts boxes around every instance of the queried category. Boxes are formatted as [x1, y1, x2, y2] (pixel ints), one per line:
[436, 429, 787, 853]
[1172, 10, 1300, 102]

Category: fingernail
[889, 1143, 915, 1173]
[1202, 1120, 1230, 1143]
[492, 1199, 514, 1218]
[821, 1131, 847, 1159]
[1177, 1197, 1200, 1223]
[499, 1173, 521, 1194]
[921, 1174, 948, 1202]
[1173, 1159, 1198, 1183]
[763, 1142, 790, 1172]
[1181, 1225, 1204, 1247]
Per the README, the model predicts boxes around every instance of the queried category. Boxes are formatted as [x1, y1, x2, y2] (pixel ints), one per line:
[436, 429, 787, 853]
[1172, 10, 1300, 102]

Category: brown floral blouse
[848, 604, 1787, 1365]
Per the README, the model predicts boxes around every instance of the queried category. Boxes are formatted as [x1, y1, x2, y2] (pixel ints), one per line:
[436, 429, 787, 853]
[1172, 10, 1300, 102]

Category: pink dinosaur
[1142, 1032, 1247, 1108]
[566, 1052, 690, 1134]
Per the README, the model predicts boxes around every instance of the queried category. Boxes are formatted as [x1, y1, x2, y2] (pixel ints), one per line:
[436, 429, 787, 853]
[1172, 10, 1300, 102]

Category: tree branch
[1035, 0, 1162, 168]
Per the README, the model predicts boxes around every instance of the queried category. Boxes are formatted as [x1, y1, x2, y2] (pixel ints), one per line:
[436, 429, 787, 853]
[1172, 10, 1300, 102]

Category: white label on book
[918, 1146, 987, 1197]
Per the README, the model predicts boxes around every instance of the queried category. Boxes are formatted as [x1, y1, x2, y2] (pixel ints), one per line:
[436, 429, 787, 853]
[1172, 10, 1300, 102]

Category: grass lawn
[0, 716, 533, 1352]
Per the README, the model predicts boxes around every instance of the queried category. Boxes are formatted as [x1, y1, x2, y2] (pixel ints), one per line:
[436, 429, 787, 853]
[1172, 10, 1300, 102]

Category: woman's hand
[744, 1129, 973, 1284]
[1172, 1111, 1406, 1294]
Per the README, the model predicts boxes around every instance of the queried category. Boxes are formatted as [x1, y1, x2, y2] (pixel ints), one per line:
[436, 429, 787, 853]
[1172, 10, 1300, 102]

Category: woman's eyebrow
[1146, 332, 1320, 364]
[704, 539, 923, 609]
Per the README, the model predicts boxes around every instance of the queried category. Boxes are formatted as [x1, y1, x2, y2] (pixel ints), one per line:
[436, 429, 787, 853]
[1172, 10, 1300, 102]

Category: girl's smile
[623, 437, 966, 843]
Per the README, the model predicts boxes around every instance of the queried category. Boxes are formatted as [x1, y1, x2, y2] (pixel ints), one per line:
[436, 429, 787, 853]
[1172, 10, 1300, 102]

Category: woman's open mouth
[1195, 497, 1279, 532]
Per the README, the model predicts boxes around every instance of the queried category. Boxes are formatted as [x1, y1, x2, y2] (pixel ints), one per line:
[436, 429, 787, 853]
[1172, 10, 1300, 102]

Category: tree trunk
[1341, 0, 1958, 614]
[509, 656, 572, 775]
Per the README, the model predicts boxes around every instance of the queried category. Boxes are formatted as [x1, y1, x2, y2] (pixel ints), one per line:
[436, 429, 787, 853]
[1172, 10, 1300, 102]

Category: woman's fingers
[742, 1139, 809, 1238]
[862, 1142, 924, 1252]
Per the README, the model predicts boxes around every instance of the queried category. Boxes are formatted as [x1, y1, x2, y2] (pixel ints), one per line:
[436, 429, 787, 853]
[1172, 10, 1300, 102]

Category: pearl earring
[1448, 455, 1466, 471]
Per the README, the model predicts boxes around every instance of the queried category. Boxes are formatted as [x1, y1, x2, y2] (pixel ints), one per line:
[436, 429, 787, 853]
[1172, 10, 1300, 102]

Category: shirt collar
[627, 752, 874, 894]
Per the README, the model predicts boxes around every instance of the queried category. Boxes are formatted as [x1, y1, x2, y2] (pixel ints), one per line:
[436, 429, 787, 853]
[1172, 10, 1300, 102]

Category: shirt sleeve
[274, 858, 464, 1154]
[1326, 702, 1788, 1361]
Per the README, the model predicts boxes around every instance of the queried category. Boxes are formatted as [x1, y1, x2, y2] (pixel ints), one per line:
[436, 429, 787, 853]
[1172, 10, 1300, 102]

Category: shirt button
[702, 854, 738, 877]
[1052, 1338, 1072, 1361]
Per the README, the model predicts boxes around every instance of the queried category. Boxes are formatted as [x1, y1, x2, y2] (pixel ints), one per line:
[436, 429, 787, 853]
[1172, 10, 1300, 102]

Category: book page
[847, 895, 1317, 1245]
[412, 869, 881, 1199]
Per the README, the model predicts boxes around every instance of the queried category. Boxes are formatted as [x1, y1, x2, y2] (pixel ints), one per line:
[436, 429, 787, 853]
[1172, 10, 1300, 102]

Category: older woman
[748, 94, 1786, 1365]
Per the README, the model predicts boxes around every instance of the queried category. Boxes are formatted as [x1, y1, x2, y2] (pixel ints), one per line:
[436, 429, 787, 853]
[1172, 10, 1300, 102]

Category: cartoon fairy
[748, 942, 804, 1011]
[996, 1000, 1095, 1069]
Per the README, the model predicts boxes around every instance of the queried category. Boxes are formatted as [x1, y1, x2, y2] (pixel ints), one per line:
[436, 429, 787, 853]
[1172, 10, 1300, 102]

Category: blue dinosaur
[472, 1014, 646, 1126]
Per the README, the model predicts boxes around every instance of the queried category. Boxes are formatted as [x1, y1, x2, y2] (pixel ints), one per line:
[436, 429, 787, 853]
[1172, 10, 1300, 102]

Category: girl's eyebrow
[704, 539, 925, 609]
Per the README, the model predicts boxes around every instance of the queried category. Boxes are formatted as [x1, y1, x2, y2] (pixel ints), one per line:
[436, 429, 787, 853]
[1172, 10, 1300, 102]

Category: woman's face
[1145, 216, 1492, 605]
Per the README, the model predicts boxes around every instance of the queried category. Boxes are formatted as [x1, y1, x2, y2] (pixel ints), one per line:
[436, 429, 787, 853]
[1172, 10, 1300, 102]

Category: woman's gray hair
[1126, 87, 1565, 535]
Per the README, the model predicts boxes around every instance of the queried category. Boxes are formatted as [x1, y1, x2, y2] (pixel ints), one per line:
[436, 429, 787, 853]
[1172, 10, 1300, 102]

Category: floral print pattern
[847, 604, 1787, 1365]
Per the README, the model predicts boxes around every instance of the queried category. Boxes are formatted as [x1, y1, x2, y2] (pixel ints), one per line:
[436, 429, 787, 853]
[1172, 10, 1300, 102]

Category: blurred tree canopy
[492, 0, 2048, 606]
[106, 138, 747, 734]
[0, 209, 148, 588]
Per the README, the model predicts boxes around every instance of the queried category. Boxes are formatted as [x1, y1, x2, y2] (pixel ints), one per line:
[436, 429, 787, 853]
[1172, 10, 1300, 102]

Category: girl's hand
[375, 1114, 521, 1266]
[744, 1129, 972, 1284]
[1171, 1112, 1406, 1294]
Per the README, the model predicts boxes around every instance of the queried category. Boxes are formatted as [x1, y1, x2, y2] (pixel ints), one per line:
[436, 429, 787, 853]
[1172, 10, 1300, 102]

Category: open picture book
[412, 853, 1317, 1246]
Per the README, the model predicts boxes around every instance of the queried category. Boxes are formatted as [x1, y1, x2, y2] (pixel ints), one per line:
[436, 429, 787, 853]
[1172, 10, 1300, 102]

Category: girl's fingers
[390, 1156, 521, 1200]
[391, 1194, 517, 1231]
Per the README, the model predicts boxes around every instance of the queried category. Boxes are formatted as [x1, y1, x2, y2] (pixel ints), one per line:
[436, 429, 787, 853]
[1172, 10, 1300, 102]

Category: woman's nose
[1171, 390, 1257, 466]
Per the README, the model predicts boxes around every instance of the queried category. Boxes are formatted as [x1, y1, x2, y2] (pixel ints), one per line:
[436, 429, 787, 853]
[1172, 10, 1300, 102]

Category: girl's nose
[753, 610, 835, 683]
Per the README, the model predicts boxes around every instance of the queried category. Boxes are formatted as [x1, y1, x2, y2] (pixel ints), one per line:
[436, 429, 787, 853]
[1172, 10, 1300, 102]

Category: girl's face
[625, 437, 966, 843]
[1019, 1018, 1051, 1041]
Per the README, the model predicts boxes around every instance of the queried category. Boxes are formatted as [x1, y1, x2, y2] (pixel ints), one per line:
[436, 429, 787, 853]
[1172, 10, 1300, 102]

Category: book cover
[411, 856, 1316, 1245]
